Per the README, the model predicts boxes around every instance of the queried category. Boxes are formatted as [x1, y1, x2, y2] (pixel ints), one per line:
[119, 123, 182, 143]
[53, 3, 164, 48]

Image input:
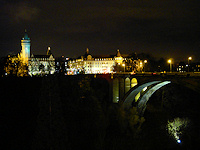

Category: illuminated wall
[84, 58, 115, 74]
[131, 78, 137, 88]
[125, 78, 131, 93]
[68, 50, 125, 74]
[21, 32, 30, 64]
[68, 57, 115, 74]
[28, 54, 55, 76]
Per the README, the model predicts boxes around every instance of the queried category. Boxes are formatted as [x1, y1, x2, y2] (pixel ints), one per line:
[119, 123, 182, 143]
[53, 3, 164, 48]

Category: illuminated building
[114, 49, 123, 64]
[28, 47, 55, 76]
[67, 48, 143, 74]
[20, 30, 30, 64]
[23, 32, 55, 76]
[4, 31, 55, 76]
[177, 62, 186, 72]
[68, 48, 124, 74]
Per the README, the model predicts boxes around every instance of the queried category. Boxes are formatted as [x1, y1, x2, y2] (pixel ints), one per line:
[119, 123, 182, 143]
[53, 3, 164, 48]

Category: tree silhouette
[4, 55, 28, 77]
[32, 76, 70, 149]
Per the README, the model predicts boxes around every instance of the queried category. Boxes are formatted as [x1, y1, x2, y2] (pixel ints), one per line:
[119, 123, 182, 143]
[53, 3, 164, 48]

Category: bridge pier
[111, 75, 138, 103]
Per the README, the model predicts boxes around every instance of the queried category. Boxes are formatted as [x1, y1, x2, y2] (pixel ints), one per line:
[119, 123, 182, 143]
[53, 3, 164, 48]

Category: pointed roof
[84, 48, 91, 57]
[116, 49, 121, 57]
[86, 48, 89, 54]
[22, 29, 30, 40]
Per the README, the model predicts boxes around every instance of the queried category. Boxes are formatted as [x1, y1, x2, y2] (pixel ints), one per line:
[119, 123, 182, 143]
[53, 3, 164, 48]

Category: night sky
[0, 0, 200, 62]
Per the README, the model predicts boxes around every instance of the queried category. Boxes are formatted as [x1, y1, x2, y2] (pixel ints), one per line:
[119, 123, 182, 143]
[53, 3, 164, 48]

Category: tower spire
[86, 48, 89, 54]
[21, 30, 31, 63]
[116, 49, 121, 57]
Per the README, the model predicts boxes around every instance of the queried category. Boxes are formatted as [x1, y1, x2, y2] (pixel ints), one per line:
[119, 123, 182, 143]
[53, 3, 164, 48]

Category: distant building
[194, 64, 200, 72]
[23, 31, 56, 76]
[177, 62, 186, 72]
[28, 47, 55, 76]
[4, 31, 55, 76]
[21, 30, 31, 64]
[191, 63, 200, 72]
[55, 55, 68, 74]
[176, 62, 200, 72]
[68, 48, 118, 74]
[67, 48, 143, 74]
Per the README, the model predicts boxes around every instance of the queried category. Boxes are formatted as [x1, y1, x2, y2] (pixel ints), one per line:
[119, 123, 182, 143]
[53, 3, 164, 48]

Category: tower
[47, 46, 52, 55]
[21, 30, 30, 63]
[114, 49, 123, 64]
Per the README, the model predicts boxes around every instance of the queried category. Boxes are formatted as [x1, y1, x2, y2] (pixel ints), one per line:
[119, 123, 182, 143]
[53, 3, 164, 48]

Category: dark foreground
[1, 75, 200, 150]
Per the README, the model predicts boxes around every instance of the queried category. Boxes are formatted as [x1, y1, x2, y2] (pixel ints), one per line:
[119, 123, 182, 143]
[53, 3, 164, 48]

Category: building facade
[5, 31, 55, 76]
[67, 49, 147, 74]
[21, 31, 31, 64]
[23, 32, 56, 76]
[68, 49, 146, 75]
[68, 49, 123, 74]
[28, 47, 55, 76]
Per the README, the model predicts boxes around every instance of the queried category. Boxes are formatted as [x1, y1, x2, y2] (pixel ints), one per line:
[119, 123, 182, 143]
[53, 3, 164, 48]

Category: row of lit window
[86, 65, 109, 68]
[85, 62, 114, 65]
[94, 58, 113, 61]
[30, 58, 54, 61]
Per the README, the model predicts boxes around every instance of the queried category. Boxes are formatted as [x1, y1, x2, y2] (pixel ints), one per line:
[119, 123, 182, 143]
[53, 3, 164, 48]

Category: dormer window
[87, 55, 92, 60]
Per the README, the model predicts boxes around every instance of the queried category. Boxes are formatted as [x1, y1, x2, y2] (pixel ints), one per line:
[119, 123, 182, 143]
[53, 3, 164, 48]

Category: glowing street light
[144, 60, 147, 72]
[168, 59, 172, 73]
[122, 63, 125, 72]
[188, 57, 192, 72]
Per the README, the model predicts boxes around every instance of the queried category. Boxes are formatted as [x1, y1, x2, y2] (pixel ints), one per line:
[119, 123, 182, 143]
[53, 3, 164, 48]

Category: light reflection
[142, 86, 147, 92]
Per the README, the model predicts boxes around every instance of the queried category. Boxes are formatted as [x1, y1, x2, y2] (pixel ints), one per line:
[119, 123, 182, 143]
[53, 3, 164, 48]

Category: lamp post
[144, 60, 147, 72]
[122, 63, 125, 72]
[188, 57, 192, 72]
[168, 59, 172, 73]
[140, 62, 143, 72]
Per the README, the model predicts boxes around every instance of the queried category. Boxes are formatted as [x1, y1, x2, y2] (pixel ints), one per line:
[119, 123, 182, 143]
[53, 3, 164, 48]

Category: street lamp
[140, 62, 143, 72]
[168, 59, 172, 73]
[144, 60, 147, 72]
[122, 63, 125, 72]
[188, 57, 192, 72]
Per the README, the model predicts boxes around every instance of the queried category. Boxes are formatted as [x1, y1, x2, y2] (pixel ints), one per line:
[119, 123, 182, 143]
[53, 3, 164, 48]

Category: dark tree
[32, 76, 70, 149]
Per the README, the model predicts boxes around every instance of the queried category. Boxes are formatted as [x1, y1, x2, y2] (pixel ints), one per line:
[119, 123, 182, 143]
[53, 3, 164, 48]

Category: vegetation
[167, 117, 190, 142]
[4, 55, 28, 77]
[1, 75, 200, 149]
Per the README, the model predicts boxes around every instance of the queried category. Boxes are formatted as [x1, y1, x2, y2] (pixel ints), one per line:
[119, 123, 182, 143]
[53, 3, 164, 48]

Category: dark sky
[0, 0, 200, 62]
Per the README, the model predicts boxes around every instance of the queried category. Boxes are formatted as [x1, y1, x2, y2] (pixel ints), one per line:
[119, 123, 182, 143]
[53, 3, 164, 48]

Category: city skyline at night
[0, 0, 200, 62]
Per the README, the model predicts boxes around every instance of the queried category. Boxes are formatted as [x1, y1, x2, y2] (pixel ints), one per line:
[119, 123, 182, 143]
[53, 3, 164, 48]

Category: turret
[114, 49, 123, 64]
[21, 30, 31, 64]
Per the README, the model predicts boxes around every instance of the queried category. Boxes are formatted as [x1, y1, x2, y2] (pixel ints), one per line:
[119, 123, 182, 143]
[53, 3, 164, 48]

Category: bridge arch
[131, 78, 137, 88]
[112, 76, 138, 103]
[123, 81, 171, 115]
[125, 77, 130, 93]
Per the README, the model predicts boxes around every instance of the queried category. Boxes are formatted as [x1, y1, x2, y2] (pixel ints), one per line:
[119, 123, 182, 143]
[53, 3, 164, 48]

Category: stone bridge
[94, 72, 200, 114]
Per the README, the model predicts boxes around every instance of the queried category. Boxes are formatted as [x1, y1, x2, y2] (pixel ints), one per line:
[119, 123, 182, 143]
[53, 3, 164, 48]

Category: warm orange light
[168, 59, 172, 64]
[188, 57, 192, 60]
[144, 60, 147, 63]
